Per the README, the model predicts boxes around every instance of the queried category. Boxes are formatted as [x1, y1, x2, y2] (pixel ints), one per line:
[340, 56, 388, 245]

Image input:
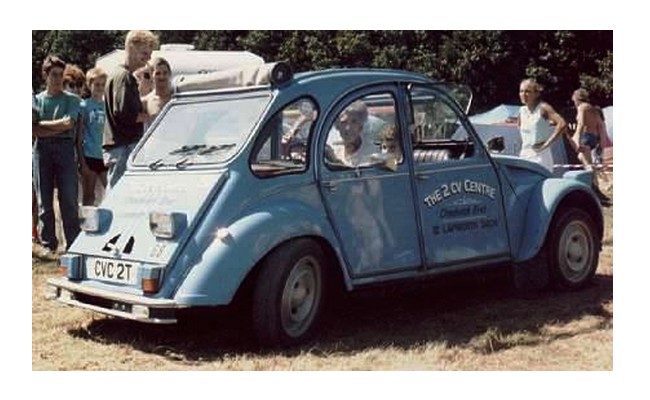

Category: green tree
[32, 30, 613, 114]
[32, 30, 123, 91]
[435, 30, 515, 113]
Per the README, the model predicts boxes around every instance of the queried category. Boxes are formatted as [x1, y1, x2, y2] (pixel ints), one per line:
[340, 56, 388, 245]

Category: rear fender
[515, 178, 602, 262]
[172, 201, 346, 306]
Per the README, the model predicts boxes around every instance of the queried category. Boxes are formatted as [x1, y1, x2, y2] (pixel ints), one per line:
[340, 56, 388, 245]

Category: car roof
[292, 68, 436, 86]
[174, 67, 438, 98]
[172, 66, 453, 114]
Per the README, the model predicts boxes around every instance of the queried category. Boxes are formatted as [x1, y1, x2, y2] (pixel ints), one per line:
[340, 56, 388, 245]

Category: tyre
[252, 238, 325, 347]
[548, 208, 600, 289]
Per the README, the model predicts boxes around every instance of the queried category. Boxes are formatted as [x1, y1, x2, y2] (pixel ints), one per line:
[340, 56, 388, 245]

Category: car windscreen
[133, 93, 271, 167]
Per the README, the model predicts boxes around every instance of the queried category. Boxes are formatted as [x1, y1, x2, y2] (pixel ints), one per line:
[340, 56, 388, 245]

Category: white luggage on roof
[95, 43, 264, 79]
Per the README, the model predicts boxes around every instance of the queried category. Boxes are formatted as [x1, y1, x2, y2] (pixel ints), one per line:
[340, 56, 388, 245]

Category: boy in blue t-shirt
[34, 55, 81, 252]
[79, 67, 108, 206]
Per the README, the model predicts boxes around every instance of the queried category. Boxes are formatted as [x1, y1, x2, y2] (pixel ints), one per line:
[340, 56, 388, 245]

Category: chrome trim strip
[47, 277, 177, 308]
[322, 171, 411, 184]
[56, 295, 177, 324]
[415, 163, 492, 173]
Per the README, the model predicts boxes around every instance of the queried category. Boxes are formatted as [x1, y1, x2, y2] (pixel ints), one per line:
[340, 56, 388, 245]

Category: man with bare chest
[142, 57, 172, 131]
[571, 88, 611, 204]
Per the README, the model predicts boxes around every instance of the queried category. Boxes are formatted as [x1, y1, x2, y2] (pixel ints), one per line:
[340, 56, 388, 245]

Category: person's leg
[98, 169, 108, 188]
[34, 141, 57, 251]
[54, 141, 80, 250]
[81, 161, 98, 206]
[32, 182, 38, 242]
[32, 144, 38, 242]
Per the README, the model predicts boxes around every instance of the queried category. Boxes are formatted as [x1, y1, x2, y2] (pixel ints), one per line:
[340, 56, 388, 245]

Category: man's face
[336, 111, 364, 143]
[129, 43, 153, 69]
[153, 64, 171, 88]
[45, 67, 64, 93]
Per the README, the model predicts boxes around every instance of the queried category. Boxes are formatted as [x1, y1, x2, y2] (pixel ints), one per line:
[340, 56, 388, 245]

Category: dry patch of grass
[32, 204, 613, 371]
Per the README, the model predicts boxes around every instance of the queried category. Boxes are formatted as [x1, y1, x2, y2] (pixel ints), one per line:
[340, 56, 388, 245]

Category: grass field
[32, 191, 613, 371]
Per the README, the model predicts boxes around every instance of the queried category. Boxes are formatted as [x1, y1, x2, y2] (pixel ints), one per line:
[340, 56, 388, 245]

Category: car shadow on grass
[67, 268, 612, 364]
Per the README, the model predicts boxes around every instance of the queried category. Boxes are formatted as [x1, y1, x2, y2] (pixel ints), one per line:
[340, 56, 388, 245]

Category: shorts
[85, 157, 108, 173]
[580, 132, 598, 150]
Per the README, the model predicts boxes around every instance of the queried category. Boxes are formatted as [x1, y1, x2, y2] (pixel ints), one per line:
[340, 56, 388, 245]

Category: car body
[47, 65, 604, 346]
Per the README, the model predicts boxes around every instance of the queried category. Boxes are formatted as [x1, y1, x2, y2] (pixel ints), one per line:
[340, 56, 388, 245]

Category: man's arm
[32, 117, 74, 138]
[574, 104, 586, 136]
[572, 104, 589, 152]
[537, 102, 567, 150]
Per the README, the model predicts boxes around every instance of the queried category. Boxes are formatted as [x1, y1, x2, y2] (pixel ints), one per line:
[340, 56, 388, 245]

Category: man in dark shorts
[571, 88, 611, 205]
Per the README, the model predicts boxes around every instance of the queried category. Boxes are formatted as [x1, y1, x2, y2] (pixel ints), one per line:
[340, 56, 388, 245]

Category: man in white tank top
[517, 78, 567, 173]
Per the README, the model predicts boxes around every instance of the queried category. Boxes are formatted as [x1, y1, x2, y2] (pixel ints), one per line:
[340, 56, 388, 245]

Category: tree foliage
[32, 30, 612, 114]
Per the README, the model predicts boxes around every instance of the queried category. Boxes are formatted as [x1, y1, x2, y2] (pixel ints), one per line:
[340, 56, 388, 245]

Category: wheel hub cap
[281, 256, 321, 337]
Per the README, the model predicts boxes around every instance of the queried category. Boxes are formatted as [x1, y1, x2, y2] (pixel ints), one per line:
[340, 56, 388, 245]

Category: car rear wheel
[252, 238, 325, 347]
[548, 208, 599, 289]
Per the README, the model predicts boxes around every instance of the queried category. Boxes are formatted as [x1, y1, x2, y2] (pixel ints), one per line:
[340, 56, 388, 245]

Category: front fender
[515, 178, 601, 262]
[172, 200, 344, 306]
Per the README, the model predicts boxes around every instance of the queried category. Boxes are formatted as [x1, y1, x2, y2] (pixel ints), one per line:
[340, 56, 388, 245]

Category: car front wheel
[252, 238, 325, 347]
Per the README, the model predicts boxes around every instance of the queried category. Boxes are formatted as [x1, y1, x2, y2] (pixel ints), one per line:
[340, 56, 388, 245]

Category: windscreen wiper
[168, 143, 236, 156]
[169, 144, 207, 155]
[197, 143, 236, 155]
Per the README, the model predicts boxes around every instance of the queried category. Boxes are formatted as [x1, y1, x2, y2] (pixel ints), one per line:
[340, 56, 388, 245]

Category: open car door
[434, 83, 473, 114]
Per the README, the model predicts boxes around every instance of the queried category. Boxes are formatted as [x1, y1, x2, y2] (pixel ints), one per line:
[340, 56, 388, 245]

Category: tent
[468, 104, 522, 156]
[602, 105, 613, 142]
[469, 104, 520, 125]
[600, 106, 613, 167]
[467, 104, 569, 176]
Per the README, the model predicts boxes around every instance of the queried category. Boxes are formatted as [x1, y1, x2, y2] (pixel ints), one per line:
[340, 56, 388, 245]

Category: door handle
[322, 181, 337, 192]
[415, 173, 429, 181]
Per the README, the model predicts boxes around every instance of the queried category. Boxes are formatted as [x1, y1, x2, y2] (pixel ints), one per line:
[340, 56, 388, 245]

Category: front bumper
[46, 277, 183, 324]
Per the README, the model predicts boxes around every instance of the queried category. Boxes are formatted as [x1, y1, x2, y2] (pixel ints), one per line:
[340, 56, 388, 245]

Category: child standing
[79, 67, 108, 205]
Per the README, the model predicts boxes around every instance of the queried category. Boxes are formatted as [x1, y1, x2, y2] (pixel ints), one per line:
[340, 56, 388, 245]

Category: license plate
[86, 257, 138, 285]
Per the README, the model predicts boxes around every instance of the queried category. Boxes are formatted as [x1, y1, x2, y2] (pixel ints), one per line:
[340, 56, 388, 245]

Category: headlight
[149, 212, 187, 239]
[79, 206, 111, 233]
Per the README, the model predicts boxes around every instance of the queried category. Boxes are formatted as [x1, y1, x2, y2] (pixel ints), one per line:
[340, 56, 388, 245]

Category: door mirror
[487, 136, 505, 153]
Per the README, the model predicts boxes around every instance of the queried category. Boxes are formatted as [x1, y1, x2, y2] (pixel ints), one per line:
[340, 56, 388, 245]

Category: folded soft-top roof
[95, 44, 264, 79]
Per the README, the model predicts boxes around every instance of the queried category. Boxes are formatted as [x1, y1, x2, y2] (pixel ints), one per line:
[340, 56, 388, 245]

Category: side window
[251, 98, 318, 177]
[409, 87, 475, 163]
[324, 93, 402, 169]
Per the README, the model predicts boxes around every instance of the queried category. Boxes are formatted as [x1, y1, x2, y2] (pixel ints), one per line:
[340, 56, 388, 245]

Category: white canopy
[602, 105, 613, 142]
[469, 104, 520, 125]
